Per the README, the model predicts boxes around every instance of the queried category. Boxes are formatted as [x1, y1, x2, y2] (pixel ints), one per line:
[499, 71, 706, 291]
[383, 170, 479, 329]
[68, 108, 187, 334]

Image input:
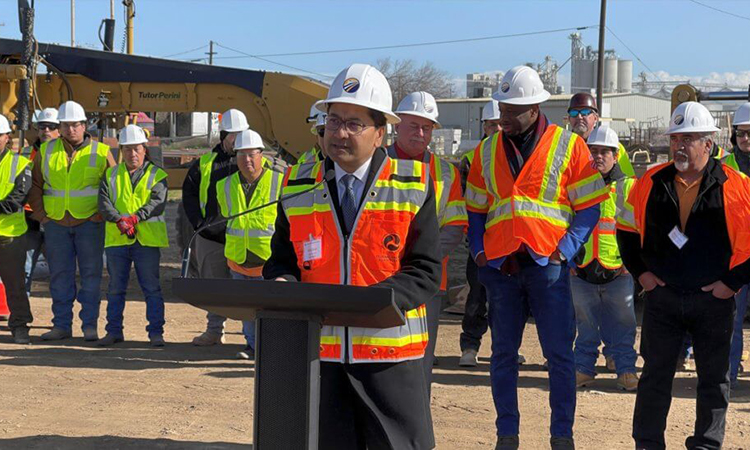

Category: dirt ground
[1, 201, 749, 449]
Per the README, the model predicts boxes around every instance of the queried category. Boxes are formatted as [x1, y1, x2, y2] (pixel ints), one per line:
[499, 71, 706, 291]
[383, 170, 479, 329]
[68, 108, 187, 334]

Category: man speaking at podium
[264, 63, 442, 450]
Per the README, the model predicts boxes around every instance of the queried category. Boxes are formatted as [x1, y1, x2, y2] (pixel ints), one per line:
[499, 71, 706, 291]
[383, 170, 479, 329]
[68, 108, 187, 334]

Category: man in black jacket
[617, 102, 750, 450]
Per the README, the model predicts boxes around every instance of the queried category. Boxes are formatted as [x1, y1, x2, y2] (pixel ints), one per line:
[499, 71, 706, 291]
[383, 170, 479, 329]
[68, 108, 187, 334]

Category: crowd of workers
[0, 61, 749, 450]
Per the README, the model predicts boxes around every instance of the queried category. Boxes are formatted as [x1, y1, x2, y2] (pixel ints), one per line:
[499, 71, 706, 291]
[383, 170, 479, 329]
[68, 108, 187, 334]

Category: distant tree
[375, 58, 454, 105]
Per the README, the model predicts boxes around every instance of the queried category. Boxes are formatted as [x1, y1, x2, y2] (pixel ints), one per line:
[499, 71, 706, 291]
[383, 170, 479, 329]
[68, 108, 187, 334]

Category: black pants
[319, 360, 434, 450]
[0, 235, 33, 329]
[460, 253, 489, 352]
[633, 286, 734, 450]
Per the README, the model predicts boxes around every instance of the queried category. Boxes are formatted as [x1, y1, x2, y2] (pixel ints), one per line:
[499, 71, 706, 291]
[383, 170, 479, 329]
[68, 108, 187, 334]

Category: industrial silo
[617, 59, 633, 93]
[574, 58, 595, 93]
[604, 58, 619, 93]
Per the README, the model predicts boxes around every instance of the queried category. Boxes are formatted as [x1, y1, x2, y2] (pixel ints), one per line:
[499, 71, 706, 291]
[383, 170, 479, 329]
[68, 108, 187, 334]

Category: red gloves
[116, 215, 139, 238]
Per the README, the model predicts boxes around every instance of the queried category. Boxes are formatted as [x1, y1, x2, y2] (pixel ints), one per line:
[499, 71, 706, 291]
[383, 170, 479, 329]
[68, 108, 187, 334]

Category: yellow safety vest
[296, 147, 323, 164]
[198, 152, 218, 217]
[104, 163, 169, 248]
[723, 152, 740, 171]
[216, 169, 283, 264]
[40, 138, 110, 220]
[578, 177, 635, 269]
[0, 151, 32, 237]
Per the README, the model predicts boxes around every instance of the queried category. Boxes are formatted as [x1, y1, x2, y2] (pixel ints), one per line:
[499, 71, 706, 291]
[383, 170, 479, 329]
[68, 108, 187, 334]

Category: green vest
[297, 147, 323, 164]
[104, 163, 169, 248]
[723, 152, 740, 171]
[462, 148, 476, 165]
[198, 152, 218, 218]
[578, 176, 635, 270]
[617, 143, 635, 177]
[216, 169, 283, 264]
[40, 138, 110, 220]
[0, 151, 32, 237]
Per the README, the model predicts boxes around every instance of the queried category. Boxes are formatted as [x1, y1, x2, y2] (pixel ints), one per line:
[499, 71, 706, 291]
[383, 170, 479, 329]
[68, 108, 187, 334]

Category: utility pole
[124, 0, 135, 54]
[206, 40, 216, 146]
[70, 0, 75, 46]
[596, 0, 607, 112]
[207, 40, 216, 65]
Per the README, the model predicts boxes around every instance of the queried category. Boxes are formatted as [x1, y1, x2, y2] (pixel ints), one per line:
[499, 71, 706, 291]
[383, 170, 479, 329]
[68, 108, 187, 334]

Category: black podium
[172, 278, 403, 450]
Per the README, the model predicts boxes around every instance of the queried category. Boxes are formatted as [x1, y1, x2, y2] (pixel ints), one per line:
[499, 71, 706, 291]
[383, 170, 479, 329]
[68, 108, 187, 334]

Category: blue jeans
[479, 263, 576, 438]
[570, 274, 637, 376]
[731, 285, 749, 381]
[230, 270, 260, 349]
[104, 242, 165, 336]
[44, 220, 104, 332]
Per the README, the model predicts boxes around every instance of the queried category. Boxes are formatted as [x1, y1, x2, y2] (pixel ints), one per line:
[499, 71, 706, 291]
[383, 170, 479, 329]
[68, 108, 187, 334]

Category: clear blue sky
[2, 0, 748, 89]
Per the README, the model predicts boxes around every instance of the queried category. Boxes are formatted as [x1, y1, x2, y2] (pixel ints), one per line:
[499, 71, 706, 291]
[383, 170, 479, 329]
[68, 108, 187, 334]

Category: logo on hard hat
[343, 78, 360, 93]
[501, 82, 510, 93]
[424, 103, 435, 114]
[674, 115, 684, 126]
[383, 234, 401, 252]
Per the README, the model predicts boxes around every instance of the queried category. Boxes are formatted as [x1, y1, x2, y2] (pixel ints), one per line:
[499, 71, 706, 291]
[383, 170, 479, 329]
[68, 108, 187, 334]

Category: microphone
[180, 169, 335, 278]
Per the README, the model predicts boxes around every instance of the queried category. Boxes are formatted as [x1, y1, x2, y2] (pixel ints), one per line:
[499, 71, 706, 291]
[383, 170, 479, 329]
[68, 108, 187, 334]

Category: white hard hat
[665, 101, 720, 135]
[57, 101, 87, 122]
[395, 91, 440, 127]
[34, 107, 59, 125]
[315, 63, 400, 124]
[0, 114, 11, 134]
[481, 100, 501, 121]
[587, 124, 619, 150]
[308, 104, 326, 135]
[234, 129, 264, 151]
[492, 66, 551, 105]
[118, 124, 149, 146]
[732, 103, 750, 126]
[220, 109, 249, 133]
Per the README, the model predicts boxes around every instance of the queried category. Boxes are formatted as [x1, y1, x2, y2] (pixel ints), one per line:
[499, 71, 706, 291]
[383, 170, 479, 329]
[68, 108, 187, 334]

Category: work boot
[41, 327, 72, 341]
[12, 327, 31, 345]
[459, 349, 478, 367]
[550, 437, 575, 449]
[605, 356, 616, 372]
[236, 346, 255, 360]
[576, 371, 595, 388]
[149, 334, 165, 347]
[192, 331, 224, 346]
[495, 435, 520, 450]
[97, 333, 124, 347]
[617, 372, 639, 392]
[83, 327, 99, 342]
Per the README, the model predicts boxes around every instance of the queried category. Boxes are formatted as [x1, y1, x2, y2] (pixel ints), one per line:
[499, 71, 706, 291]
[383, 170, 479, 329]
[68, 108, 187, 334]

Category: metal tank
[604, 57, 619, 93]
[617, 59, 633, 93]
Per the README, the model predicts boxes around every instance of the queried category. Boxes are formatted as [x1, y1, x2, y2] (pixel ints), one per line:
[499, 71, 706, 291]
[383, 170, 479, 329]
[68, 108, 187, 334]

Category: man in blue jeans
[97, 125, 168, 346]
[27, 101, 115, 341]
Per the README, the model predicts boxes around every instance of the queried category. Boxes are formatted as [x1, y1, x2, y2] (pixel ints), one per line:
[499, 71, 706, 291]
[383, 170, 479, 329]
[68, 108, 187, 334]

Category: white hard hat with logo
[395, 91, 440, 127]
[587, 124, 619, 149]
[665, 101, 720, 135]
[119, 124, 149, 146]
[0, 114, 11, 134]
[34, 108, 60, 124]
[234, 129, 265, 151]
[307, 104, 326, 135]
[220, 109, 250, 133]
[315, 63, 400, 124]
[493, 66, 551, 106]
[57, 101, 87, 122]
[482, 100, 501, 121]
[732, 103, 750, 126]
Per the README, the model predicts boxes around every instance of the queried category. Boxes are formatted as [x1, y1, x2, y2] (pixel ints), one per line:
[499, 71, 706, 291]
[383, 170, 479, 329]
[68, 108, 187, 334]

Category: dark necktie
[341, 174, 357, 234]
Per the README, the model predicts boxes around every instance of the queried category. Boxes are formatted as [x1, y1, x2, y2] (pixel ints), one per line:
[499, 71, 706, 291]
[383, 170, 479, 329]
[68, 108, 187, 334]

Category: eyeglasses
[60, 122, 85, 130]
[36, 123, 58, 131]
[568, 108, 594, 118]
[238, 149, 263, 157]
[325, 116, 371, 136]
[736, 129, 750, 139]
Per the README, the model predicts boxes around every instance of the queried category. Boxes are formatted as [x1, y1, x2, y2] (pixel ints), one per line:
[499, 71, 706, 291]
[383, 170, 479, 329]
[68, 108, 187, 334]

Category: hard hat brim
[493, 90, 551, 105]
[732, 120, 750, 126]
[315, 98, 401, 125]
[235, 145, 265, 151]
[394, 111, 441, 129]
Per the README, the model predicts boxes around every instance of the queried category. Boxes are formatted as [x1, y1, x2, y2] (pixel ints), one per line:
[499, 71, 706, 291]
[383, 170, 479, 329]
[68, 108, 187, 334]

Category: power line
[213, 25, 597, 60]
[212, 42, 333, 79]
[687, 0, 750, 22]
[605, 26, 661, 82]
[162, 44, 209, 58]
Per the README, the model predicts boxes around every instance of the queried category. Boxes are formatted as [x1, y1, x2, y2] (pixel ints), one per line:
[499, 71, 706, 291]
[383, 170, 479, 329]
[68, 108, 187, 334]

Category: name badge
[668, 226, 688, 249]
[303, 234, 322, 261]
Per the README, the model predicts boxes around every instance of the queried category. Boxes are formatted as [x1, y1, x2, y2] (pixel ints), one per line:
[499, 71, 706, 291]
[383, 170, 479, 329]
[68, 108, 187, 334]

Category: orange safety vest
[465, 124, 609, 260]
[616, 162, 750, 269]
[281, 156, 431, 363]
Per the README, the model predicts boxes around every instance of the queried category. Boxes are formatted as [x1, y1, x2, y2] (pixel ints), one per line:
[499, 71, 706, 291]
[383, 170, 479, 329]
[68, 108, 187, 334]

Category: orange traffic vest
[281, 156, 431, 363]
[465, 125, 608, 260]
[616, 162, 750, 269]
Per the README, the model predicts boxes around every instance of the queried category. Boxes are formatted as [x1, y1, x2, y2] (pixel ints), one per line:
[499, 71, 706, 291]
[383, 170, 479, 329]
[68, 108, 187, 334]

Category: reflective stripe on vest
[217, 169, 282, 264]
[198, 152, 218, 217]
[0, 151, 31, 237]
[282, 157, 430, 363]
[41, 138, 109, 220]
[104, 163, 168, 248]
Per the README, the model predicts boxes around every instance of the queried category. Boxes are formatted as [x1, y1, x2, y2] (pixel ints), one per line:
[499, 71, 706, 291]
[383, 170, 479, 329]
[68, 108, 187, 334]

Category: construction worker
[182, 109, 247, 346]
[571, 124, 638, 391]
[387, 91, 467, 389]
[97, 125, 168, 347]
[216, 128, 283, 360]
[0, 114, 33, 344]
[722, 101, 750, 388]
[28, 101, 115, 341]
[296, 105, 326, 164]
[567, 92, 635, 177]
[264, 63, 441, 449]
[617, 101, 750, 449]
[466, 66, 609, 450]
[23, 108, 59, 296]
